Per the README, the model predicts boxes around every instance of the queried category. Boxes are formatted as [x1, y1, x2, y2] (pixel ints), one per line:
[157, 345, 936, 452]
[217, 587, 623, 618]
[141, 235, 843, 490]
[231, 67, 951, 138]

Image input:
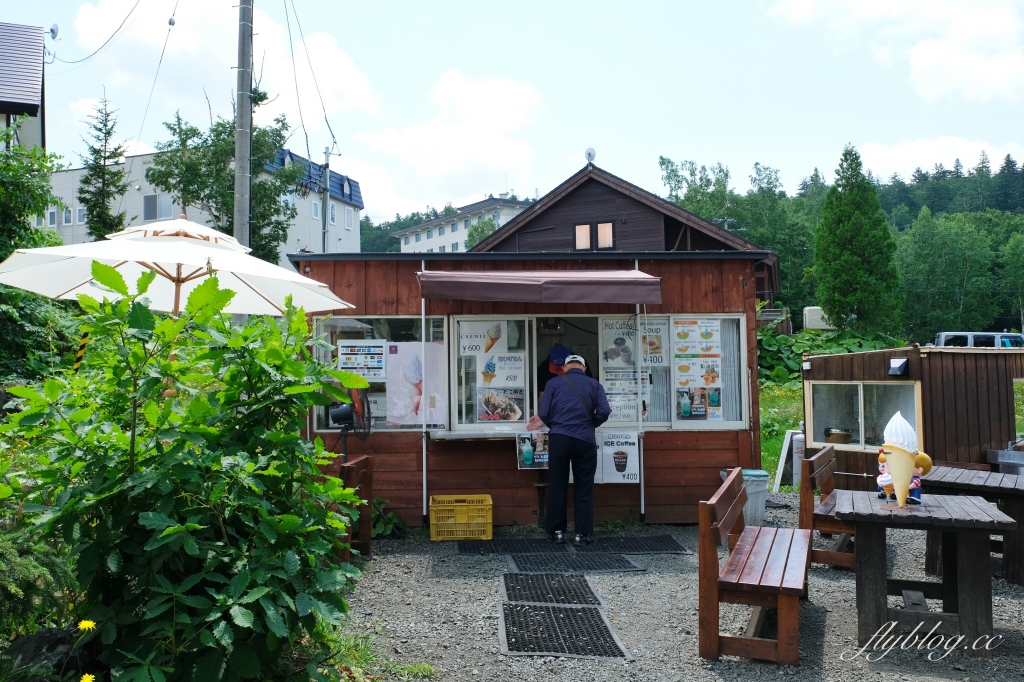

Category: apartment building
[392, 195, 532, 253]
[43, 149, 363, 267]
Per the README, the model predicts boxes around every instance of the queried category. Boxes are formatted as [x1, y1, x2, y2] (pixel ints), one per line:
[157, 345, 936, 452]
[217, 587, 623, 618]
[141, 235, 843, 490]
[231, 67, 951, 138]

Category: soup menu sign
[672, 319, 723, 421]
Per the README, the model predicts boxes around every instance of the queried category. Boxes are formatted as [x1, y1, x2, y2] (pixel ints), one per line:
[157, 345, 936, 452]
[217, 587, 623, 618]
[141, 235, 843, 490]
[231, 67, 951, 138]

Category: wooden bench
[798, 445, 856, 569]
[338, 455, 374, 563]
[699, 467, 812, 666]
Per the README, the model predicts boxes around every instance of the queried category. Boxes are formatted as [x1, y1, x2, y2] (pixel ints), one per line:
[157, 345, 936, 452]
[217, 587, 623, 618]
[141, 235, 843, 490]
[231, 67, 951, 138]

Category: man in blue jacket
[538, 354, 611, 545]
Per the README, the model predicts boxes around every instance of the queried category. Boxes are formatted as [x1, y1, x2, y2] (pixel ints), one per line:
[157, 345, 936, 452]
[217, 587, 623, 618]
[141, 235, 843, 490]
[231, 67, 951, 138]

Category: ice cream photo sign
[878, 411, 932, 508]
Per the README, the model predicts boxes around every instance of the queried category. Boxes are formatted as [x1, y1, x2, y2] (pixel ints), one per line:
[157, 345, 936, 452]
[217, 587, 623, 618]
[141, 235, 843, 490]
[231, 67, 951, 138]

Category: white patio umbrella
[0, 217, 352, 316]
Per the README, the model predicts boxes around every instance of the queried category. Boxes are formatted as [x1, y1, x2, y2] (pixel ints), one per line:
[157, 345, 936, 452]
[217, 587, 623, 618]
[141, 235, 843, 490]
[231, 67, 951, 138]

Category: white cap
[564, 354, 586, 367]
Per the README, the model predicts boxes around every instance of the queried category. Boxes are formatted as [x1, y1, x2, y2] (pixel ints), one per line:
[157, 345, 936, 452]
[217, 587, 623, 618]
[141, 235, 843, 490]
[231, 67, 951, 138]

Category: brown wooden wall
[301, 255, 762, 526]
[488, 179, 665, 253]
[803, 346, 1024, 490]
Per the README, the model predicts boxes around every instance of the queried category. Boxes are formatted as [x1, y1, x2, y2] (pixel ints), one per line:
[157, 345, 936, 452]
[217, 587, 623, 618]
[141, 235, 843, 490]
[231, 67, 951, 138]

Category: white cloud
[769, 0, 1024, 100]
[358, 69, 543, 208]
[859, 136, 1024, 179]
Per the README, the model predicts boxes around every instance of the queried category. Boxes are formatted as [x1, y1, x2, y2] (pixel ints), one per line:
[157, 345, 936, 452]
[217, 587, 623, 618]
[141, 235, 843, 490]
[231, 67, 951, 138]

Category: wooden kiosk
[292, 164, 779, 527]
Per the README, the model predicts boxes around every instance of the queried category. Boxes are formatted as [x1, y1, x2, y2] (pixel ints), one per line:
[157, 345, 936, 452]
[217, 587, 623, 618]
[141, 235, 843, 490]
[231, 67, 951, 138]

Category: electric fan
[328, 388, 373, 462]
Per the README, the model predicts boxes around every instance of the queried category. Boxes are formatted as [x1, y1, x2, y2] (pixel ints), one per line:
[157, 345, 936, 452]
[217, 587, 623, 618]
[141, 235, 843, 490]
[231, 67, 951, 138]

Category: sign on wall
[336, 339, 387, 380]
[673, 319, 724, 422]
[600, 431, 640, 484]
[385, 341, 447, 426]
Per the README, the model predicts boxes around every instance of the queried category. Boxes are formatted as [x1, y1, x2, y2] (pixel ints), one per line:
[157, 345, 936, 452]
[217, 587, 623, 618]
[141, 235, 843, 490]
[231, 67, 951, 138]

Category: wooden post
[697, 501, 720, 661]
[855, 525, 887, 646]
[957, 531, 994, 659]
[1002, 497, 1024, 586]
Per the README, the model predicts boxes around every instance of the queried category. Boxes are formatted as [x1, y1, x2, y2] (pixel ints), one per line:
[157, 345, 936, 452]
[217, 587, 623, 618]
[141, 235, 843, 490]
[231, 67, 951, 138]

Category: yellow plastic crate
[429, 494, 493, 541]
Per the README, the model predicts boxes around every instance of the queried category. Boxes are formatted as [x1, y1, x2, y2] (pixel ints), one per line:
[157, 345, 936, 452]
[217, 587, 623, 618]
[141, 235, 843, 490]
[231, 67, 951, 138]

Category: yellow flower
[80, 675, 96, 682]
[78, 620, 96, 632]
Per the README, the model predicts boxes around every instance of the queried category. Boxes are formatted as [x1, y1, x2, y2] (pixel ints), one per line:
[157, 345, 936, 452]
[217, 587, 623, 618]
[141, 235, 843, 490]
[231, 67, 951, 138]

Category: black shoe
[877, 492, 886, 499]
[573, 534, 594, 546]
[889, 494, 897, 501]
[906, 497, 921, 505]
[551, 531, 565, 544]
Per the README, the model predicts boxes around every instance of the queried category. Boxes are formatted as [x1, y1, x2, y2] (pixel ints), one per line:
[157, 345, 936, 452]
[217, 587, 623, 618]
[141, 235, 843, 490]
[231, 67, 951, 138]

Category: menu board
[460, 320, 526, 424]
[673, 319, 723, 421]
[600, 431, 640, 483]
[600, 319, 641, 422]
[336, 339, 387, 380]
[639, 319, 670, 368]
[385, 341, 447, 426]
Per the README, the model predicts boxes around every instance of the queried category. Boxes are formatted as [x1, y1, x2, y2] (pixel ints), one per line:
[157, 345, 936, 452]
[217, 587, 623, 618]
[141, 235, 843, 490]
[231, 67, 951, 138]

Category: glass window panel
[597, 222, 614, 248]
[810, 384, 862, 445]
[575, 224, 591, 250]
[313, 317, 446, 432]
[863, 383, 916, 447]
[456, 319, 528, 427]
[345, 206, 353, 229]
[157, 194, 173, 219]
[670, 317, 744, 428]
[330, 203, 336, 225]
[48, 209, 56, 226]
[77, 207, 87, 224]
[439, 226, 445, 236]
[1002, 335, 1024, 348]
[973, 335, 995, 347]
[312, 201, 320, 218]
[63, 209, 72, 224]
[427, 230, 432, 238]
[452, 242, 458, 251]
[143, 194, 157, 221]
[943, 335, 968, 347]
[451, 223, 457, 232]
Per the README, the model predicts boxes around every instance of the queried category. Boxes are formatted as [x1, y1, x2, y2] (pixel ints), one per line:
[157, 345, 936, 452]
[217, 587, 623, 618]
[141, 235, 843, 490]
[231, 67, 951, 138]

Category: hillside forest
[362, 150, 1024, 343]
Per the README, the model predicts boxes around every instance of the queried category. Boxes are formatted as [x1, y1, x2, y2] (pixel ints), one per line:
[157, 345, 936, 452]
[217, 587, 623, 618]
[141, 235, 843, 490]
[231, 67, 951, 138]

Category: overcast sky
[7, 0, 1024, 222]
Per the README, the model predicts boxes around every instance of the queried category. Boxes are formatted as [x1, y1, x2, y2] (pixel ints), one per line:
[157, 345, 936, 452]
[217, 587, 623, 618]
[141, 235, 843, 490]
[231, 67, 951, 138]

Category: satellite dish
[585, 148, 596, 164]
[49, 24, 59, 40]
[168, 17, 175, 26]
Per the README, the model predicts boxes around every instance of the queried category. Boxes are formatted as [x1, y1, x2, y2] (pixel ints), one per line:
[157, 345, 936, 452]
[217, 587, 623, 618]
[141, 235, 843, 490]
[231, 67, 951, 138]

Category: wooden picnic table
[921, 466, 1024, 586]
[829, 490, 1017, 659]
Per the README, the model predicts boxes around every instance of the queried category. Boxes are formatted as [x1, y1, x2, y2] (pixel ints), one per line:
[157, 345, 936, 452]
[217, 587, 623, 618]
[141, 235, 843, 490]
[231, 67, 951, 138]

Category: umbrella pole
[172, 264, 183, 317]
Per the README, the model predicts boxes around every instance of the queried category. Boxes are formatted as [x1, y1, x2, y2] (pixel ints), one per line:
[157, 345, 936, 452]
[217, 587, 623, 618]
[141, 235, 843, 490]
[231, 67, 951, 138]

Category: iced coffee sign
[600, 431, 639, 483]
[673, 319, 724, 421]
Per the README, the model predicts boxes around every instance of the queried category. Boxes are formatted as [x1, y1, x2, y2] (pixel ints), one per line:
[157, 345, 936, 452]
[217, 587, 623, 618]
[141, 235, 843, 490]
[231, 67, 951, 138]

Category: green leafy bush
[1, 265, 368, 681]
[757, 326, 901, 382]
[370, 498, 406, 540]
[0, 529, 76, 640]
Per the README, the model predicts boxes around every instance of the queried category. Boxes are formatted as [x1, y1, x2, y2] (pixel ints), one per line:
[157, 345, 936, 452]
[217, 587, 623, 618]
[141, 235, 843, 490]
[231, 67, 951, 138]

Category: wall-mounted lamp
[888, 358, 908, 376]
[303, 266, 310, 274]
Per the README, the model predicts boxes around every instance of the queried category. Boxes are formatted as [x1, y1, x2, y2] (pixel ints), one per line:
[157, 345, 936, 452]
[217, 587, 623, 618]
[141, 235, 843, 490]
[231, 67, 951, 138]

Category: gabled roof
[391, 196, 534, 237]
[0, 22, 44, 117]
[471, 163, 766, 253]
[270, 149, 364, 210]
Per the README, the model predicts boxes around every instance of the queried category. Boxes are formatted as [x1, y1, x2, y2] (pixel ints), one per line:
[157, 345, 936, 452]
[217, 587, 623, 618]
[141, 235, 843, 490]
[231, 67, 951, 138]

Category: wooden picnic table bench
[921, 464, 1024, 586]
[798, 445, 855, 569]
[826, 489, 1017, 659]
[699, 467, 811, 666]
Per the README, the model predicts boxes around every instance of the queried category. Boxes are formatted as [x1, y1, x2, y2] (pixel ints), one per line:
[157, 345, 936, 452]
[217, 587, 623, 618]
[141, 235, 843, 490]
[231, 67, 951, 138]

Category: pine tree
[996, 154, 1021, 211]
[814, 145, 902, 333]
[77, 96, 130, 239]
[952, 158, 964, 177]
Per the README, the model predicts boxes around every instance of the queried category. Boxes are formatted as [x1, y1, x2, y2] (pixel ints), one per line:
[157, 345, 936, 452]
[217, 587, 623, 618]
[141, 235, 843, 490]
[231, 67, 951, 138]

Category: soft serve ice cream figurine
[879, 411, 932, 508]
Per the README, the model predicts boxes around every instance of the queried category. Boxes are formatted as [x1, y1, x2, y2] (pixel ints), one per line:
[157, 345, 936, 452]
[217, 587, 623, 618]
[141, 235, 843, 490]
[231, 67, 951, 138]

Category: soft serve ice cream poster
[673, 319, 722, 421]
[385, 342, 447, 426]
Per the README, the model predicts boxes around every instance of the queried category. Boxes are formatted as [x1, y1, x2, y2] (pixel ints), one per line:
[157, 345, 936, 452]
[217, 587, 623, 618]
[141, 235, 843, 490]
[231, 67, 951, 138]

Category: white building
[43, 149, 363, 267]
[393, 196, 533, 253]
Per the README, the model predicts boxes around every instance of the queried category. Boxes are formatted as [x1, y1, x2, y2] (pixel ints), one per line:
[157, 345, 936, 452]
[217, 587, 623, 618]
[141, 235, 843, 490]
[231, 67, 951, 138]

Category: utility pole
[233, 0, 253, 247]
[321, 147, 330, 253]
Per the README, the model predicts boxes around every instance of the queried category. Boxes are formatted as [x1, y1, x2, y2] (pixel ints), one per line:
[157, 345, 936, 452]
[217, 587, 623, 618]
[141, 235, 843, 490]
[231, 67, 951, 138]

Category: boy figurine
[907, 464, 925, 505]
[877, 450, 895, 500]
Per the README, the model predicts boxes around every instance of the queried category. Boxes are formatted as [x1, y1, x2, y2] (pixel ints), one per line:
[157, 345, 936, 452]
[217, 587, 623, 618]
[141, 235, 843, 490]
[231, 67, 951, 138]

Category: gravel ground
[347, 492, 1024, 681]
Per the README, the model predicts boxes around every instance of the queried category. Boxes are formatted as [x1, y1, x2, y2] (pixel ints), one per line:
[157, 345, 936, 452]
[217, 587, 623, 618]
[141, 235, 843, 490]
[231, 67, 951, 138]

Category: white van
[933, 332, 1024, 348]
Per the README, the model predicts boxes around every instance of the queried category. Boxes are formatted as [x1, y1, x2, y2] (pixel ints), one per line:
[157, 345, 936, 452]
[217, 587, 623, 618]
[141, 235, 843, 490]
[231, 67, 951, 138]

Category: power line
[117, 1, 180, 217]
[282, 0, 313, 184]
[287, 0, 339, 156]
[51, 0, 142, 65]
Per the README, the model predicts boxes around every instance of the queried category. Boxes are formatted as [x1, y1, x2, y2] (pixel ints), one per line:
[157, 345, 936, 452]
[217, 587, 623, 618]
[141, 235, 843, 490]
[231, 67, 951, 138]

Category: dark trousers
[545, 433, 597, 537]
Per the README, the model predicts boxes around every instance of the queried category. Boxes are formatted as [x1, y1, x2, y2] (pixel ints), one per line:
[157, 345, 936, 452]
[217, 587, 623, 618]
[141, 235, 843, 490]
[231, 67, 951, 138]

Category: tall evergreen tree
[813, 145, 902, 333]
[77, 96, 130, 239]
[996, 154, 1021, 211]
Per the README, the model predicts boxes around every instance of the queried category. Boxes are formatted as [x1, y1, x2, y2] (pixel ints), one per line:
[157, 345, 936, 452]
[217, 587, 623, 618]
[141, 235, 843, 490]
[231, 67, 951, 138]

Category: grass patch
[316, 621, 436, 681]
[759, 381, 804, 492]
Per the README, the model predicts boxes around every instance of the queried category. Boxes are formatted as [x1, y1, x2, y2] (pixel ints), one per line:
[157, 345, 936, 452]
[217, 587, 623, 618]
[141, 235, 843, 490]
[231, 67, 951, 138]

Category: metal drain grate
[573, 535, 691, 554]
[499, 603, 632, 659]
[501, 573, 603, 606]
[508, 553, 643, 574]
[456, 538, 568, 555]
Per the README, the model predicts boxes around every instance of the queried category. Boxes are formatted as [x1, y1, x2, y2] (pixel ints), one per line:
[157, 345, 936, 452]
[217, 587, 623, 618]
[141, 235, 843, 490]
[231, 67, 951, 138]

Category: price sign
[640, 319, 670, 367]
[600, 431, 640, 483]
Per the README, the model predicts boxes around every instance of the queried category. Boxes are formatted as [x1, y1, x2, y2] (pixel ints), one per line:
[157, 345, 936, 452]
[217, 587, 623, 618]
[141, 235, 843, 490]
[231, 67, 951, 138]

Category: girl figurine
[877, 450, 895, 500]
